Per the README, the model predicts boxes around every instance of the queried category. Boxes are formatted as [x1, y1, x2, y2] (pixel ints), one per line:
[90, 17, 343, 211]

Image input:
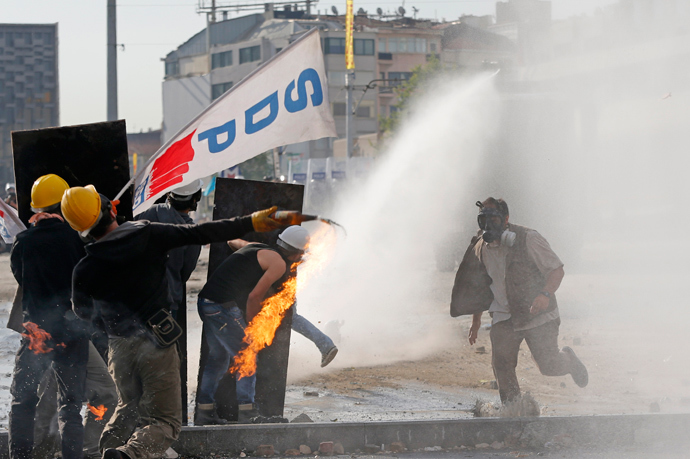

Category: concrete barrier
[1, 414, 689, 457]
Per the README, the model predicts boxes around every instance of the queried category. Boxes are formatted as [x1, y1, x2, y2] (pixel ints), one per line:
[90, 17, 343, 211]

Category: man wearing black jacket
[62, 184, 284, 459]
[9, 174, 88, 459]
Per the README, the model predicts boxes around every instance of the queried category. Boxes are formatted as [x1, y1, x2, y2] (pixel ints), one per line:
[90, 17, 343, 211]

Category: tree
[379, 55, 442, 135]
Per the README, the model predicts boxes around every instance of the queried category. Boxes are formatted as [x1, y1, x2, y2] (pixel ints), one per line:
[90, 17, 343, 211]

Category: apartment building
[0, 23, 59, 182]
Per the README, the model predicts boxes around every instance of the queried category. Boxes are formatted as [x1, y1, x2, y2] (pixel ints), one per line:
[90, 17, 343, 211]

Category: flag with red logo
[0, 200, 26, 244]
[130, 28, 336, 215]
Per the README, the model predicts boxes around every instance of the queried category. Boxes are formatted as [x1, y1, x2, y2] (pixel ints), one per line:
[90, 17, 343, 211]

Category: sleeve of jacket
[150, 216, 255, 253]
[449, 237, 494, 317]
[72, 263, 95, 321]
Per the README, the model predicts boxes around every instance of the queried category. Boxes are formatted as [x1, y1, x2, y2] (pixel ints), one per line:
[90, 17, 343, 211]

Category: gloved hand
[251, 206, 282, 232]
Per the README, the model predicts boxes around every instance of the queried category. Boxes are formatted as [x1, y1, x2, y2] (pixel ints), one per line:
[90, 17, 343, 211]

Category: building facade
[0, 23, 59, 183]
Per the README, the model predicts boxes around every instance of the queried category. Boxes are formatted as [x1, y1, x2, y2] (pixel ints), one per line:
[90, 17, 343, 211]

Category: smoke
[288, 73, 500, 379]
[289, 2, 690, 418]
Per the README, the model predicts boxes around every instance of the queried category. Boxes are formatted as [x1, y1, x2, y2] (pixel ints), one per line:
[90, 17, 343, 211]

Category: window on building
[44, 32, 53, 44]
[165, 61, 179, 77]
[275, 47, 283, 54]
[211, 50, 232, 69]
[354, 39, 375, 55]
[211, 82, 233, 100]
[378, 38, 386, 52]
[25, 33, 32, 45]
[388, 72, 413, 86]
[430, 42, 437, 52]
[388, 37, 427, 53]
[324, 37, 346, 54]
[332, 103, 347, 117]
[355, 104, 371, 118]
[44, 59, 54, 71]
[239, 45, 260, 64]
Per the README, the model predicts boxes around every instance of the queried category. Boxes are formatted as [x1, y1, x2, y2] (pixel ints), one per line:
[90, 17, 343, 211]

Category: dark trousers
[33, 341, 118, 458]
[9, 337, 89, 459]
[490, 318, 571, 403]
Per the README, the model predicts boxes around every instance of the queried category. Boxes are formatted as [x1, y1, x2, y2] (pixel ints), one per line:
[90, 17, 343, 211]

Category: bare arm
[530, 266, 565, 314]
[469, 312, 482, 345]
[245, 250, 287, 322]
[227, 239, 259, 251]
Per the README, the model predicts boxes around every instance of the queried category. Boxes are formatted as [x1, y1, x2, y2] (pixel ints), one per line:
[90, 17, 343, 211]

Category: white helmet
[170, 179, 204, 200]
[277, 225, 310, 252]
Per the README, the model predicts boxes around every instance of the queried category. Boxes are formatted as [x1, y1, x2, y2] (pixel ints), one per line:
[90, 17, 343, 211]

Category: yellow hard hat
[30, 174, 69, 212]
[61, 185, 102, 236]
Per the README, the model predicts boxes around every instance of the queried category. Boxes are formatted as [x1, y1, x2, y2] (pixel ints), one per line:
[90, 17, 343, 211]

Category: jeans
[292, 313, 335, 354]
[197, 298, 255, 406]
[9, 337, 88, 459]
[100, 334, 181, 459]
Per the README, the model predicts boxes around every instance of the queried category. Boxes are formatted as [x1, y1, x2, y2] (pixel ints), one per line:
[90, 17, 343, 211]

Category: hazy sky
[4, 0, 617, 133]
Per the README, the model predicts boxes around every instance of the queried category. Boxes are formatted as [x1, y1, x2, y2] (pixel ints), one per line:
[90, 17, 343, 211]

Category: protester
[227, 238, 339, 369]
[450, 197, 588, 405]
[63, 184, 286, 459]
[135, 179, 204, 320]
[9, 174, 89, 459]
[194, 226, 310, 426]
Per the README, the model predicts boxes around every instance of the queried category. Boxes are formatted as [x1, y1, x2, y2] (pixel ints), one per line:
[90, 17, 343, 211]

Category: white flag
[0, 200, 26, 244]
[131, 28, 337, 215]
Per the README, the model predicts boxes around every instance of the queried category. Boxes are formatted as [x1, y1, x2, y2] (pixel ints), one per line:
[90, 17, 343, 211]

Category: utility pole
[206, 0, 216, 73]
[107, 0, 118, 121]
[345, 72, 354, 158]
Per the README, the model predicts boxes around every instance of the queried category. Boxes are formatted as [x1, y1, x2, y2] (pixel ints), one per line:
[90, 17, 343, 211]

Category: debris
[291, 413, 314, 423]
[319, 441, 334, 455]
[333, 442, 345, 455]
[299, 445, 312, 455]
[423, 446, 442, 452]
[475, 346, 487, 354]
[304, 391, 319, 397]
[284, 449, 301, 456]
[389, 441, 406, 452]
[649, 402, 660, 413]
[256, 445, 275, 457]
[491, 441, 504, 449]
[164, 447, 179, 459]
[240, 452, 247, 458]
[510, 452, 532, 457]
[475, 443, 490, 449]
[364, 444, 380, 453]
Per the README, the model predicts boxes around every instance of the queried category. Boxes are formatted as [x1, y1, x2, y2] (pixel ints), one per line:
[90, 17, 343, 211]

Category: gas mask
[477, 205, 516, 246]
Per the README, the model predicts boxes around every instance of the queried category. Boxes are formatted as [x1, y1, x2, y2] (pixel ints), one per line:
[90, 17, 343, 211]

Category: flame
[21, 322, 56, 354]
[87, 403, 108, 421]
[231, 222, 340, 378]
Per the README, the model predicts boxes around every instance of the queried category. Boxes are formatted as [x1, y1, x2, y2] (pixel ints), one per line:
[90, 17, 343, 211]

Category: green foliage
[237, 150, 274, 180]
[379, 55, 442, 134]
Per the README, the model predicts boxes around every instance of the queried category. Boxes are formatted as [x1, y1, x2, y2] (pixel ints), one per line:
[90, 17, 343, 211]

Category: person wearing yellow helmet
[9, 174, 89, 459]
[63, 183, 289, 459]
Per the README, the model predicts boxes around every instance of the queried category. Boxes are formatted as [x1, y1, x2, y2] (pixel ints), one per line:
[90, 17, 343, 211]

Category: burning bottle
[270, 211, 347, 234]
[269, 211, 318, 225]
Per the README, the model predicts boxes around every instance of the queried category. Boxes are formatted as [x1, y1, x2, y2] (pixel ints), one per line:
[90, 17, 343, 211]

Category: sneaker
[563, 346, 588, 388]
[321, 346, 338, 368]
[194, 405, 228, 426]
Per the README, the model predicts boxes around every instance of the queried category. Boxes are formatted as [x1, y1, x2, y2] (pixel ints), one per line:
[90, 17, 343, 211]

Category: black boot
[103, 449, 131, 459]
[195, 403, 228, 426]
[237, 403, 261, 424]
